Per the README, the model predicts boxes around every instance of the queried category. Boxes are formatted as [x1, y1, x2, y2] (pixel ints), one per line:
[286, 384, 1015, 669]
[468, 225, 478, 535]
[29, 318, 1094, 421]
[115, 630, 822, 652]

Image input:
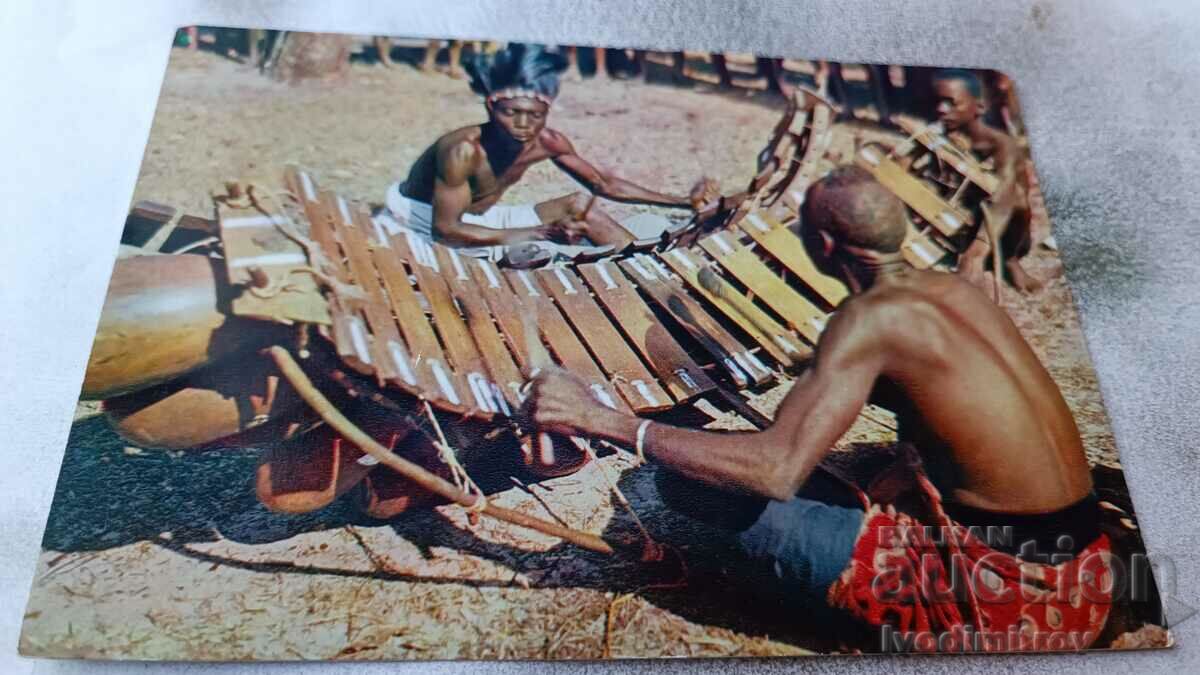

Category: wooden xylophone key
[402, 242, 502, 419]
[434, 245, 523, 414]
[468, 258, 622, 414]
[283, 166, 343, 268]
[577, 259, 716, 401]
[903, 228, 953, 270]
[277, 174, 365, 367]
[536, 264, 673, 413]
[737, 210, 848, 308]
[855, 144, 973, 238]
[893, 117, 1000, 195]
[468, 258, 536, 372]
[656, 247, 807, 369]
[278, 170, 378, 368]
[324, 192, 409, 385]
[779, 102, 833, 212]
[698, 229, 829, 346]
[373, 228, 467, 410]
[295, 186, 380, 374]
[502, 267, 629, 414]
[615, 254, 772, 388]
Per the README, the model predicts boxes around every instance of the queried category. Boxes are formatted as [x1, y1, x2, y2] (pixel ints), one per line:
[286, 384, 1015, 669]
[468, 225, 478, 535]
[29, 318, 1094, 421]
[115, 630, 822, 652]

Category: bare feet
[564, 67, 583, 83]
[1005, 259, 1044, 294]
[445, 66, 467, 80]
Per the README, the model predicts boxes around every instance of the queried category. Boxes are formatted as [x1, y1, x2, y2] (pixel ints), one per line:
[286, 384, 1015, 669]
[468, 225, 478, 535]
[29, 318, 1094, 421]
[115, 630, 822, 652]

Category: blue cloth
[735, 495, 864, 603]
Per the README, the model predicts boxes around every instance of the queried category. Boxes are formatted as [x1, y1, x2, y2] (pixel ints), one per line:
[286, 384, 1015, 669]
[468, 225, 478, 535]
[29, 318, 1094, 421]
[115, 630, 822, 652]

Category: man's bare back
[524, 166, 1090, 516]
[521, 154, 1110, 650]
[837, 267, 1090, 512]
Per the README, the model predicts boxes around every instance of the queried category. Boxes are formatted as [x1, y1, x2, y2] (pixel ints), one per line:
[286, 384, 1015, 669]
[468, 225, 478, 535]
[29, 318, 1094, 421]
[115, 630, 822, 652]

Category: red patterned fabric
[826, 473, 1113, 653]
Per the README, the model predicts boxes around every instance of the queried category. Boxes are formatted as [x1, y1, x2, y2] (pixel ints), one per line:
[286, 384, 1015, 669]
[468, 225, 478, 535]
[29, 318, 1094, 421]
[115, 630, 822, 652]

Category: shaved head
[802, 166, 906, 253]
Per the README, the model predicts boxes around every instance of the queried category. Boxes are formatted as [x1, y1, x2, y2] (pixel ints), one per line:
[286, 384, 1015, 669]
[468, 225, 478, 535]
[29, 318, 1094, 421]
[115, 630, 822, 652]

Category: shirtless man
[524, 166, 1111, 650]
[382, 44, 717, 260]
[932, 69, 1042, 293]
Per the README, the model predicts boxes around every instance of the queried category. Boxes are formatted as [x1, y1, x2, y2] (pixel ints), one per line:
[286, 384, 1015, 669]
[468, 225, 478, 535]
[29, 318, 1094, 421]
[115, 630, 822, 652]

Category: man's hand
[522, 367, 623, 438]
[542, 191, 595, 244]
[689, 177, 721, 211]
[541, 216, 589, 244]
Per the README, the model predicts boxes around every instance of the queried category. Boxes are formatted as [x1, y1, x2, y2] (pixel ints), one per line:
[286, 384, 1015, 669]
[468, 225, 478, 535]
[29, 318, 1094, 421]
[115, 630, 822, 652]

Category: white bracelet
[634, 419, 652, 465]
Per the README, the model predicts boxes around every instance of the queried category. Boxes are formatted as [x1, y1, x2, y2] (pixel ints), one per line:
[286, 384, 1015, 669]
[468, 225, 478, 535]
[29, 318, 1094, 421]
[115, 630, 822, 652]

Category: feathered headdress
[466, 44, 568, 106]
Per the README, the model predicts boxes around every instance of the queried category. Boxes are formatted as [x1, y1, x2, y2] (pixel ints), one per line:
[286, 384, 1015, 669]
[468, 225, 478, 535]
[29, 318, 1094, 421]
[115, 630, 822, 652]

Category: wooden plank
[502, 267, 628, 413]
[434, 246, 524, 412]
[902, 228, 952, 270]
[467, 259, 624, 413]
[618, 254, 774, 388]
[780, 103, 834, 212]
[346, 207, 430, 390]
[577, 260, 716, 401]
[403, 241, 511, 417]
[756, 106, 803, 176]
[217, 201, 330, 326]
[737, 210, 849, 307]
[895, 117, 1000, 195]
[131, 200, 176, 223]
[406, 247, 487, 386]
[856, 145, 972, 238]
[298, 192, 364, 367]
[468, 258, 536, 371]
[284, 166, 344, 270]
[699, 231, 829, 345]
[375, 228, 466, 409]
[757, 135, 800, 204]
[537, 265, 673, 413]
[324, 192, 406, 384]
[657, 248, 807, 368]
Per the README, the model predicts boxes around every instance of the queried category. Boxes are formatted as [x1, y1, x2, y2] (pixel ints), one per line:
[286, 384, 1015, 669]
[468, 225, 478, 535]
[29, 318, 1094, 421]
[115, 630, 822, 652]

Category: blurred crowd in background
[175, 27, 1023, 137]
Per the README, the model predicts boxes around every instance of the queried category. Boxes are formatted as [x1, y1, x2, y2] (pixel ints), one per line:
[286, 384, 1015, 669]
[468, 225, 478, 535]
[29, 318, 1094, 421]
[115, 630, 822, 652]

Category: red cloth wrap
[825, 473, 1112, 652]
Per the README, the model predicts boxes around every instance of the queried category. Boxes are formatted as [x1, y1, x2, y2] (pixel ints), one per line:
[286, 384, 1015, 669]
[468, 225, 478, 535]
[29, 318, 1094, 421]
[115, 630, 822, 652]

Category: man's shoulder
[974, 123, 1017, 158]
[843, 279, 952, 330]
[436, 127, 485, 169]
[538, 127, 573, 154]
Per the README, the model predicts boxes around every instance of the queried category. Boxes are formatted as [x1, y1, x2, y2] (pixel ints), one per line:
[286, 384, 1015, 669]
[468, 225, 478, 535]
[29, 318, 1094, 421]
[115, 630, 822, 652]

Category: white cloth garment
[380, 181, 542, 260]
[376, 182, 677, 261]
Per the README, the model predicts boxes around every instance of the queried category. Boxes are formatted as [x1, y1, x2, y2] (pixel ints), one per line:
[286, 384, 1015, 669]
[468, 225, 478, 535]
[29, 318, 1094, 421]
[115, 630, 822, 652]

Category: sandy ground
[20, 49, 1130, 660]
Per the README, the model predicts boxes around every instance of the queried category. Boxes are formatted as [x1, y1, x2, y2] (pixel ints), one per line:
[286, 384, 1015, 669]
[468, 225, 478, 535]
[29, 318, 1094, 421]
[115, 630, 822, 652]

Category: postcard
[19, 28, 1170, 659]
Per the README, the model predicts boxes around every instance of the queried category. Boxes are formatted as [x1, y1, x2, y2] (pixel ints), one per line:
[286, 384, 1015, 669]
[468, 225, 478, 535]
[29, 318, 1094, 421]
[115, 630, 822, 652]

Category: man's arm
[984, 129, 1024, 215]
[431, 139, 550, 248]
[548, 132, 715, 209]
[970, 133, 1024, 256]
[526, 304, 885, 501]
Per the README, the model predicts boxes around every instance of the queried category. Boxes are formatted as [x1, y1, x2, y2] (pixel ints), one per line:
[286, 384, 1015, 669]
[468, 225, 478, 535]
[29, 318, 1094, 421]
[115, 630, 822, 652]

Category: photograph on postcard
[20, 28, 1170, 659]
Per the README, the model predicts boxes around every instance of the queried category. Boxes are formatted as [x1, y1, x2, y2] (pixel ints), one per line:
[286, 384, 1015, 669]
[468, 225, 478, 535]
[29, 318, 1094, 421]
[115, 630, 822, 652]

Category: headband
[486, 87, 554, 105]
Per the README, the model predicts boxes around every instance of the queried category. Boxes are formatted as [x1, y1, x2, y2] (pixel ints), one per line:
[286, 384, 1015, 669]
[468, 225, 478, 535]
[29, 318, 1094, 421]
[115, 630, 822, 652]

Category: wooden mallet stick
[268, 346, 614, 555]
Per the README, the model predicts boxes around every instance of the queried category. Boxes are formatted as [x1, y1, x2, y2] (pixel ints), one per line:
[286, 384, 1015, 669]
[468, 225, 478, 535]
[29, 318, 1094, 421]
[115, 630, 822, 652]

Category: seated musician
[931, 69, 1042, 293]
[379, 44, 718, 261]
[524, 166, 1112, 651]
